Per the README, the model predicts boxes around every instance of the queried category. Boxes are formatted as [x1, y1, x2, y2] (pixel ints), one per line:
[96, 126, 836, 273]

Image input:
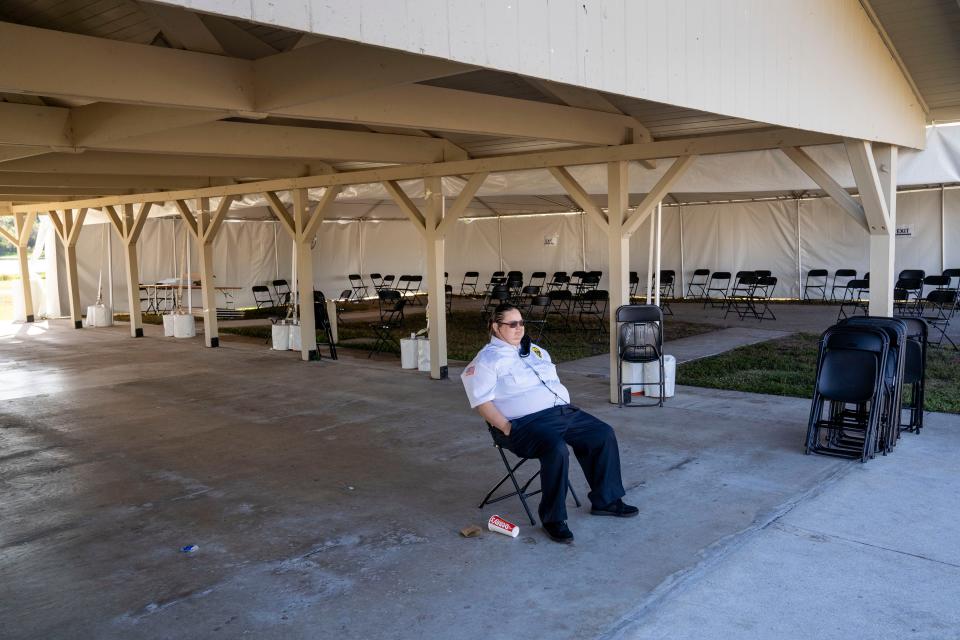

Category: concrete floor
[1, 318, 958, 639]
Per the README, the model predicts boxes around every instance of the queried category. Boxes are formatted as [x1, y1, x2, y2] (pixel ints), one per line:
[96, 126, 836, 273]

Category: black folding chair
[252, 285, 275, 309]
[805, 325, 889, 462]
[485, 271, 506, 293]
[482, 285, 510, 318]
[830, 269, 857, 302]
[369, 290, 405, 358]
[686, 268, 710, 300]
[369, 273, 384, 292]
[381, 274, 396, 290]
[547, 289, 573, 325]
[575, 289, 608, 336]
[528, 271, 547, 289]
[407, 275, 424, 305]
[616, 304, 665, 407]
[724, 273, 759, 320]
[312, 291, 337, 360]
[920, 289, 957, 349]
[629, 271, 640, 297]
[804, 269, 829, 301]
[703, 271, 731, 308]
[272, 279, 292, 307]
[840, 317, 908, 454]
[658, 272, 675, 316]
[837, 278, 869, 321]
[894, 316, 928, 434]
[479, 425, 581, 527]
[460, 271, 480, 296]
[751, 276, 778, 321]
[516, 285, 541, 309]
[348, 274, 369, 301]
[547, 272, 568, 292]
[525, 295, 550, 342]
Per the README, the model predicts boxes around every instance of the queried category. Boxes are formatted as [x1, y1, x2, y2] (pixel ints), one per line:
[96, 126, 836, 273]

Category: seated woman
[461, 303, 637, 544]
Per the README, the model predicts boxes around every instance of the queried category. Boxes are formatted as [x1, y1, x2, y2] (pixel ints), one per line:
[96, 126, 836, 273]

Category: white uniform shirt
[461, 337, 571, 420]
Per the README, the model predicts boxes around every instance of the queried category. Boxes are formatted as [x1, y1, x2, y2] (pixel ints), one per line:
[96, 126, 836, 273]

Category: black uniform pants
[491, 404, 625, 524]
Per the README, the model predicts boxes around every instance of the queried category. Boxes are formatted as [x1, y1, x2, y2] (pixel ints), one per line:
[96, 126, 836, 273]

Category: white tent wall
[947, 189, 960, 270]
[500, 214, 584, 280]
[358, 219, 420, 294]
[445, 217, 502, 286]
[892, 190, 944, 277]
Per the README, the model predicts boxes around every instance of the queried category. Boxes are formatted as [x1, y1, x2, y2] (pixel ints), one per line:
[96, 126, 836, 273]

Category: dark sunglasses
[497, 320, 525, 329]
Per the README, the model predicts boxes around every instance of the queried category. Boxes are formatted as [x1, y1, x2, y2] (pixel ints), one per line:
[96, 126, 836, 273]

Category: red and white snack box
[488, 514, 519, 538]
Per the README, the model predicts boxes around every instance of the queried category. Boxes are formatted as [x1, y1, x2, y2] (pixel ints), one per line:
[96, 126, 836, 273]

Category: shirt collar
[489, 336, 520, 353]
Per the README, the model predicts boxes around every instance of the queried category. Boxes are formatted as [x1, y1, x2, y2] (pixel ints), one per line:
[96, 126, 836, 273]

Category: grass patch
[220, 311, 720, 363]
[678, 332, 960, 414]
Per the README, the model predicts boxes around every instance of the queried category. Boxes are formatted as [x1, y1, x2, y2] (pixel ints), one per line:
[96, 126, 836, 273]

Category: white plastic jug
[642, 355, 676, 398]
[288, 323, 302, 351]
[400, 338, 418, 369]
[620, 362, 644, 394]
[417, 338, 431, 372]
[271, 323, 290, 350]
[173, 313, 196, 338]
[162, 314, 175, 337]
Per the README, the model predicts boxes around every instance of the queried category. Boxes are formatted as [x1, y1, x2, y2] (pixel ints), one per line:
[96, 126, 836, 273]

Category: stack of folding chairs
[805, 316, 928, 462]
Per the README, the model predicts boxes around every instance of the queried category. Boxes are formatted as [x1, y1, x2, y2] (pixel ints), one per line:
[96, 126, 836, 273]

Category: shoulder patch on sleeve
[464, 365, 475, 376]
[531, 346, 543, 359]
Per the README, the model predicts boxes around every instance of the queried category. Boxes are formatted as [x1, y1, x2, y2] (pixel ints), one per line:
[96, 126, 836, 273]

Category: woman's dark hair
[488, 302, 520, 335]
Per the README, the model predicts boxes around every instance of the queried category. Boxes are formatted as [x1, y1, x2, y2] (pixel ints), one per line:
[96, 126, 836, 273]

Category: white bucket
[173, 313, 196, 338]
[621, 362, 644, 394]
[85, 304, 113, 327]
[417, 338, 431, 372]
[642, 355, 676, 398]
[162, 314, 175, 336]
[288, 323, 302, 351]
[400, 338, 418, 369]
[272, 323, 290, 350]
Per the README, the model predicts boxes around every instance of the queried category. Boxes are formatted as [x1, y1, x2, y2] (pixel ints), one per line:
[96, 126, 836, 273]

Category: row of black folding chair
[722, 274, 777, 321]
[251, 279, 292, 309]
[836, 276, 870, 321]
[368, 289, 406, 358]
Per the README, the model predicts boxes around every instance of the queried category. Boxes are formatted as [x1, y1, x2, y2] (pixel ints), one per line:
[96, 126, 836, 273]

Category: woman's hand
[476, 402, 511, 436]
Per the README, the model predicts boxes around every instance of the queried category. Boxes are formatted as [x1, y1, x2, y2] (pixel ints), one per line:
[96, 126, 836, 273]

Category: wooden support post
[423, 176, 447, 380]
[112, 203, 148, 337]
[608, 161, 630, 404]
[292, 188, 319, 361]
[50, 208, 88, 329]
[846, 140, 897, 317]
[14, 212, 36, 322]
[195, 197, 219, 347]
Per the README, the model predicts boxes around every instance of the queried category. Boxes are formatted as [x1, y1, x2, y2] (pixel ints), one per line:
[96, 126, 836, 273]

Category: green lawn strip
[678, 332, 960, 414]
[221, 311, 720, 364]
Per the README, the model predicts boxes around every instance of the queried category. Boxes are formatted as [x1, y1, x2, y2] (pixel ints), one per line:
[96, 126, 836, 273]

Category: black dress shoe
[543, 521, 574, 544]
[590, 499, 639, 518]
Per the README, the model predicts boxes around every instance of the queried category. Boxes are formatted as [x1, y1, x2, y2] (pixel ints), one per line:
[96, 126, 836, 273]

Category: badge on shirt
[531, 346, 543, 359]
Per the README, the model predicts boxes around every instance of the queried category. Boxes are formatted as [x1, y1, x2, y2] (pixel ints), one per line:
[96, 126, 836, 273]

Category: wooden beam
[282, 84, 638, 146]
[0, 151, 328, 179]
[47, 209, 65, 242]
[254, 40, 471, 112]
[302, 187, 342, 240]
[0, 102, 71, 148]
[607, 161, 630, 403]
[844, 139, 891, 232]
[174, 200, 199, 239]
[203, 195, 235, 243]
[548, 166, 609, 230]
[383, 181, 426, 233]
[0, 225, 15, 245]
[97, 120, 459, 164]
[15, 211, 36, 245]
[623, 156, 698, 236]
[436, 173, 488, 237]
[6, 129, 840, 215]
[263, 191, 296, 238]
[129, 202, 152, 244]
[69, 103, 227, 147]
[781, 146, 868, 232]
[0, 21, 253, 111]
[102, 205, 122, 236]
[0, 171, 217, 190]
[66, 208, 88, 246]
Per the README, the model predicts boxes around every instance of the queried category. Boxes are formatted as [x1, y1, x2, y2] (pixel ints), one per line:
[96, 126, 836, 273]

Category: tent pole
[580, 211, 587, 271]
[646, 213, 654, 304]
[796, 199, 802, 301]
[497, 215, 503, 272]
[942, 184, 947, 272]
[654, 202, 662, 308]
[678, 204, 685, 299]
